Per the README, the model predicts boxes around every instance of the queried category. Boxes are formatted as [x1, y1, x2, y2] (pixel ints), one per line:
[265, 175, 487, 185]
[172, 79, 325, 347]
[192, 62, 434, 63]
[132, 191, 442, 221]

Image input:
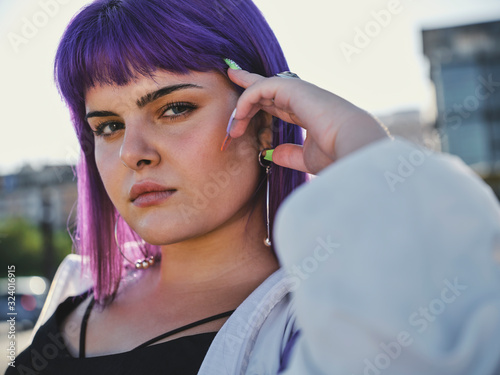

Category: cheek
[206, 137, 261, 205]
[94, 143, 123, 202]
[95, 144, 111, 179]
[176, 129, 259, 207]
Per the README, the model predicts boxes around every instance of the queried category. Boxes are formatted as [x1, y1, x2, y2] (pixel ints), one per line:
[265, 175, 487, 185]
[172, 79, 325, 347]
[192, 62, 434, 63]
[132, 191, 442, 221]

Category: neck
[154, 202, 279, 292]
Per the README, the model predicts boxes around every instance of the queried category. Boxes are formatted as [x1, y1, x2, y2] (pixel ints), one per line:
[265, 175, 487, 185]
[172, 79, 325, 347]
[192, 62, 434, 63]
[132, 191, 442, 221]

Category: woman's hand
[227, 68, 390, 174]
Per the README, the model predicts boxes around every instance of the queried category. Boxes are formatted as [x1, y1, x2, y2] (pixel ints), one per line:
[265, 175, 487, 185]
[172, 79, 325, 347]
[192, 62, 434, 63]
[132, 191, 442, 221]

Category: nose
[119, 123, 161, 170]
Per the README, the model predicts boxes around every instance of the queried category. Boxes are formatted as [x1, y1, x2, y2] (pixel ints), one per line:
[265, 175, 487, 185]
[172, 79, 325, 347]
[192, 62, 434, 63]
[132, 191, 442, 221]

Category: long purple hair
[55, 0, 306, 304]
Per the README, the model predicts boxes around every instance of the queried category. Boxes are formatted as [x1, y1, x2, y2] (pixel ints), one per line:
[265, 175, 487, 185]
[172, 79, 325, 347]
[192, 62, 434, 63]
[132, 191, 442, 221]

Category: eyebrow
[85, 83, 203, 120]
[85, 110, 118, 120]
[136, 83, 202, 108]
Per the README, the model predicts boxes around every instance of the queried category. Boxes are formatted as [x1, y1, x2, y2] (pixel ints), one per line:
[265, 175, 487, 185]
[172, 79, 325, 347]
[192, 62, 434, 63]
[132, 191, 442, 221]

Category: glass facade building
[423, 20, 500, 195]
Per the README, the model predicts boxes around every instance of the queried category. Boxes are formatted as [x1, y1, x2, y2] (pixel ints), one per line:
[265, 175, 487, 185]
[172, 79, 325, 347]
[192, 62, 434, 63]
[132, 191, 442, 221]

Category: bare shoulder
[59, 291, 139, 357]
[60, 294, 95, 357]
[58, 260, 274, 358]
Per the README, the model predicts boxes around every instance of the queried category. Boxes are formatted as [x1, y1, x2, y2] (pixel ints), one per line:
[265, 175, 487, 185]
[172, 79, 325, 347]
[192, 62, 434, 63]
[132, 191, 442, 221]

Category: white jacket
[35, 138, 500, 374]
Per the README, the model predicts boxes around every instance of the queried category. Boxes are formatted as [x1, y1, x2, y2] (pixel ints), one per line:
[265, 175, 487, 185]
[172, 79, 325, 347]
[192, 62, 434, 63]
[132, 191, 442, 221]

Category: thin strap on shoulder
[133, 309, 235, 350]
[79, 295, 96, 359]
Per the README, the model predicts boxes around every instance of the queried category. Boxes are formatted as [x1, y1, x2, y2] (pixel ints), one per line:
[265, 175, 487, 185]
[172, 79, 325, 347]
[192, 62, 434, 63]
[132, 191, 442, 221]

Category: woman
[8, 0, 500, 374]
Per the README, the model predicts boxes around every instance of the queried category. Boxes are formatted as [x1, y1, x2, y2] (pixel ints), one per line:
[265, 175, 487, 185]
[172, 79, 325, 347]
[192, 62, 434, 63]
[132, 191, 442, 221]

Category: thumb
[272, 144, 310, 174]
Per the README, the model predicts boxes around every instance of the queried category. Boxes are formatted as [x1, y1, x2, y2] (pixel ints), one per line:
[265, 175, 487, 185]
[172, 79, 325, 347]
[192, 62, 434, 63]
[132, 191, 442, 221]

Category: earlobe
[257, 113, 273, 149]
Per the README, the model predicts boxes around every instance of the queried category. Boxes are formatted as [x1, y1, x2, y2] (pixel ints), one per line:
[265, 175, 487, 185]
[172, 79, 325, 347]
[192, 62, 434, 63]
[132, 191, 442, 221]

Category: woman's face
[85, 70, 263, 245]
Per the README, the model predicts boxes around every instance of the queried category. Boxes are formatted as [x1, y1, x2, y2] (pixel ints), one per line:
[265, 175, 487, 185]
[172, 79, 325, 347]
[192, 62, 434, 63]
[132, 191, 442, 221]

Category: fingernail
[224, 58, 242, 70]
[264, 149, 274, 162]
[221, 108, 237, 151]
[221, 134, 232, 151]
[226, 108, 237, 133]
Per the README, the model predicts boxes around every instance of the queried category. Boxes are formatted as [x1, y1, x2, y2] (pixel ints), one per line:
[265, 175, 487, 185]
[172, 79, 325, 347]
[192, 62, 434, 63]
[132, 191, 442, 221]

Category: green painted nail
[264, 149, 274, 162]
[224, 58, 242, 70]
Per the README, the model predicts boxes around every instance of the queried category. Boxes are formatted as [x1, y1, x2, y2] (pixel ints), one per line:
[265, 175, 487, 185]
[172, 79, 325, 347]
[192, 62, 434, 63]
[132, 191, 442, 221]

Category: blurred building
[376, 109, 441, 152]
[422, 20, 500, 196]
[0, 165, 77, 229]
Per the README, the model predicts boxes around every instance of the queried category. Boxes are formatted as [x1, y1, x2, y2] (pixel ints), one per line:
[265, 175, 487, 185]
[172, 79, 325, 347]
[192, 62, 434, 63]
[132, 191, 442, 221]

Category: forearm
[274, 138, 500, 375]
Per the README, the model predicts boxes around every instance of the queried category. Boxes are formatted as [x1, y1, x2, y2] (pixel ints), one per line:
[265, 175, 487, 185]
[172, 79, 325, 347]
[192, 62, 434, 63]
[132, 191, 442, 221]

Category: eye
[161, 102, 197, 119]
[92, 121, 124, 137]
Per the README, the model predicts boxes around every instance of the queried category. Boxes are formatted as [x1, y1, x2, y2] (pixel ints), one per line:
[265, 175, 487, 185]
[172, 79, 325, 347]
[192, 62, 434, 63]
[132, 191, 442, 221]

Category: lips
[129, 181, 176, 207]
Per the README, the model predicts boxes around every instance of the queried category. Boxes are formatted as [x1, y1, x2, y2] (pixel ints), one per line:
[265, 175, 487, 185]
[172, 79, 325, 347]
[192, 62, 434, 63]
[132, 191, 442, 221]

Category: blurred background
[0, 0, 499, 371]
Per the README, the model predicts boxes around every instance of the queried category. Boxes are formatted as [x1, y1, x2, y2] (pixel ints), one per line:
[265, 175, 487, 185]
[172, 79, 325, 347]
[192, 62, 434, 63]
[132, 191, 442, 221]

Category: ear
[256, 112, 273, 149]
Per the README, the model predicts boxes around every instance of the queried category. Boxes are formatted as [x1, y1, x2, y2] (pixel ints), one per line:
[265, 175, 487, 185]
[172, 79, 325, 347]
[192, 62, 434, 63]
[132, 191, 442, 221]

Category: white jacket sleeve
[274, 138, 500, 375]
[30, 254, 92, 342]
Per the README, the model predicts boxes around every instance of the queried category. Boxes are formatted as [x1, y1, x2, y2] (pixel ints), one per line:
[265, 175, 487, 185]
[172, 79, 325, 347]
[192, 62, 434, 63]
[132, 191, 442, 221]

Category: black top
[6, 293, 233, 375]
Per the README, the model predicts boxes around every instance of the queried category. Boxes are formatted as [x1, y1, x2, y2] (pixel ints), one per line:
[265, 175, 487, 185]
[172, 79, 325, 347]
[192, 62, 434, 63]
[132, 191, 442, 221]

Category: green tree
[0, 218, 72, 279]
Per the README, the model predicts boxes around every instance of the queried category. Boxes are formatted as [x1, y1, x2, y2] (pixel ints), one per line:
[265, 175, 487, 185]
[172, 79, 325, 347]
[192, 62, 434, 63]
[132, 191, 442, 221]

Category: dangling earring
[259, 149, 272, 247]
[114, 218, 156, 269]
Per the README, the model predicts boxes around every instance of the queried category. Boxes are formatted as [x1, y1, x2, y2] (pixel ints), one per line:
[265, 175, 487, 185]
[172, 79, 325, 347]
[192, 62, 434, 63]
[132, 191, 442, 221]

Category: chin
[129, 210, 224, 246]
[135, 223, 196, 247]
[138, 230, 181, 247]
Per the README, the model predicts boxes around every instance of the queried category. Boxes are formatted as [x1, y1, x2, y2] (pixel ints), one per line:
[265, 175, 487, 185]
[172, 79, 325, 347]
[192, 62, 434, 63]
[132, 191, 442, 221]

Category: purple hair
[55, 0, 306, 304]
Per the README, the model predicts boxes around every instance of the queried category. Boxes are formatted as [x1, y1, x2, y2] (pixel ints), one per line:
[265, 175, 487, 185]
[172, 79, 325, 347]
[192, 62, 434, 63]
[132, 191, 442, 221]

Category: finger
[302, 136, 336, 174]
[227, 68, 266, 89]
[236, 77, 307, 129]
[226, 69, 272, 139]
[228, 68, 301, 123]
[229, 106, 261, 138]
[230, 103, 301, 139]
[272, 144, 311, 174]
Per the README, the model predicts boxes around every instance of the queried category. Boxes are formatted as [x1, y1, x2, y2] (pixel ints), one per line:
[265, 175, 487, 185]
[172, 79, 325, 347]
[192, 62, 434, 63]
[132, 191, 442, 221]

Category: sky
[0, 0, 499, 174]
